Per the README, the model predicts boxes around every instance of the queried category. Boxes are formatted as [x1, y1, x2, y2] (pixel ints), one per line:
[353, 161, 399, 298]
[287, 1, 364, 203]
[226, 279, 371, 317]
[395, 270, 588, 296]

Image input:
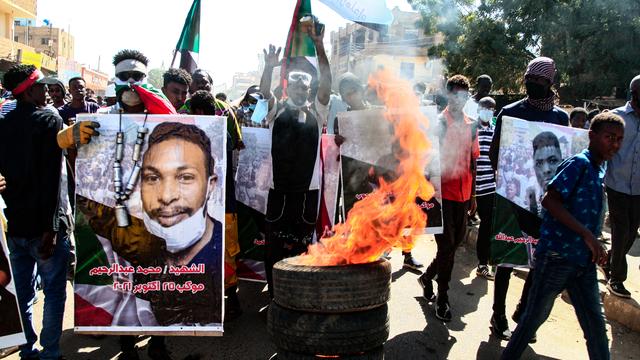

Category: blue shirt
[536, 150, 604, 266]
[605, 102, 640, 195]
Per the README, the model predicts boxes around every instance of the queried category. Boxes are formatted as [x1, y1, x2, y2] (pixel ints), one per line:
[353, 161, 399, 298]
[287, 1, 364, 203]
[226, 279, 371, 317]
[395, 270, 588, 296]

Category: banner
[0, 197, 26, 349]
[338, 108, 443, 234]
[73, 114, 226, 335]
[491, 116, 588, 267]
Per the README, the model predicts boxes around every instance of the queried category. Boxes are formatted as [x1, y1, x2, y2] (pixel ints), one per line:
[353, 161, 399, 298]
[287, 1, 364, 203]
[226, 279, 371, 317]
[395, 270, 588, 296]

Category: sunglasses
[288, 72, 312, 87]
[116, 71, 146, 82]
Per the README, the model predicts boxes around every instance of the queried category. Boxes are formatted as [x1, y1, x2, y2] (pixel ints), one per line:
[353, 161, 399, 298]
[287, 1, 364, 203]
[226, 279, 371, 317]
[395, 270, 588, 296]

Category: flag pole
[170, 49, 177, 69]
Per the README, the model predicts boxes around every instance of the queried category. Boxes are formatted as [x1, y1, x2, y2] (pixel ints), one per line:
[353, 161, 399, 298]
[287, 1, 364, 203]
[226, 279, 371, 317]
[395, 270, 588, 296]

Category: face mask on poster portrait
[141, 176, 215, 253]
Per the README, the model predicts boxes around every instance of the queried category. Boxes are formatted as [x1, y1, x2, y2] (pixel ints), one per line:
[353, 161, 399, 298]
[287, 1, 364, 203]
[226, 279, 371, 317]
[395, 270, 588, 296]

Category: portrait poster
[338, 108, 443, 234]
[73, 114, 226, 335]
[491, 116, 588, 267]
[235, 127, 270, 282]
[0, 196, 26, 349]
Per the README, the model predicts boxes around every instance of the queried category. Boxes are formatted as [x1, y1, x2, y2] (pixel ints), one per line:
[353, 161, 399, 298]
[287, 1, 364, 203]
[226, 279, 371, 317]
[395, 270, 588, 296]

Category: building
[0, 0, 58, 74]
[329, 7, 444, 89]
[228, 71, 260, 100]
[14, 25, 74, 59]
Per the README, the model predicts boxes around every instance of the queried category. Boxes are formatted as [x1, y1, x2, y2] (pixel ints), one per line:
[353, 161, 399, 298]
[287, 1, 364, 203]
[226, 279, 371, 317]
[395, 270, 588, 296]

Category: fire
[296, 69, 435, 266]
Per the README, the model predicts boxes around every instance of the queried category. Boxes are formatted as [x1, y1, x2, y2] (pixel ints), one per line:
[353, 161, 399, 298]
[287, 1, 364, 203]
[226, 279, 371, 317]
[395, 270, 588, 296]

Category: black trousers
[265, 189, 318, 297]
[422, 199, 469, 296]
[492, 266, 533, 317]
[476, 193, 495, 265]
[607, 187, 640, 283]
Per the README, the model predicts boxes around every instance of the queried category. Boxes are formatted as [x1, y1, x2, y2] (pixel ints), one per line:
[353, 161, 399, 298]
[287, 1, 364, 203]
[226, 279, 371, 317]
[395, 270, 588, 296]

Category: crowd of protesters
[0, 17, 638, 359]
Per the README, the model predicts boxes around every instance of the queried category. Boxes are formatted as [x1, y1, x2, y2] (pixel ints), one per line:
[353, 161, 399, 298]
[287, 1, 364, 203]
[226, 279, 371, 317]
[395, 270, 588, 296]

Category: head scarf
[12, 69, 44, 96]
[525, 57, 557, 111]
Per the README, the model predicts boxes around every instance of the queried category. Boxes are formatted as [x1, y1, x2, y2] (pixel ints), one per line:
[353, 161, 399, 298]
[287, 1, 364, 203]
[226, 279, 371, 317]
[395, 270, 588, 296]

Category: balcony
[0, 0, 36, 18]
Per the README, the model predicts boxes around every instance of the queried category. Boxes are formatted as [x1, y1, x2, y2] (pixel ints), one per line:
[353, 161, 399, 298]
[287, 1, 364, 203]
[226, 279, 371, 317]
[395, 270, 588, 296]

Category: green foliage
[147, 68, 164, 89]
[411, 0, 640, 100]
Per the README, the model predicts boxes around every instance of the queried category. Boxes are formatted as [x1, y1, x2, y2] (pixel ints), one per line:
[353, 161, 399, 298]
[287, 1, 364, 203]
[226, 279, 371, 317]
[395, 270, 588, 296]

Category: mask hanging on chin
[140, 176, 214, 254]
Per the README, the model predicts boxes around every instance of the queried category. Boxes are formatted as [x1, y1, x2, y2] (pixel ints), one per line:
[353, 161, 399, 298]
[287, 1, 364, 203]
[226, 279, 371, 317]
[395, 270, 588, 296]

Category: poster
[338, 108, 443, 234]
[0, 196, 26, 349]
[73, 114, 226, 335]
[491, 116, 588, 267]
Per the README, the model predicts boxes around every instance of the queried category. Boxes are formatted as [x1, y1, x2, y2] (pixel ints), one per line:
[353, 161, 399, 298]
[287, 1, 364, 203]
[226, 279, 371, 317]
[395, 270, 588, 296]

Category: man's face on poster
[141, 139, 211, 227]
[533, 145, 561, 189]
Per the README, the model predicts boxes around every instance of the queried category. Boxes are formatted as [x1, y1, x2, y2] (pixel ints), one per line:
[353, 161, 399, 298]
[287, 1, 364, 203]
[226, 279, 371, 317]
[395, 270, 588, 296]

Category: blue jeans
[7, 230, 70, 360]
[501, 251, 609, 360]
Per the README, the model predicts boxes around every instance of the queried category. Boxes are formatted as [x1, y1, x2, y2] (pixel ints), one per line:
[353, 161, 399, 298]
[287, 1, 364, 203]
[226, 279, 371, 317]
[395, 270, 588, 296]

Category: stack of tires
[268, 258, 391, 360]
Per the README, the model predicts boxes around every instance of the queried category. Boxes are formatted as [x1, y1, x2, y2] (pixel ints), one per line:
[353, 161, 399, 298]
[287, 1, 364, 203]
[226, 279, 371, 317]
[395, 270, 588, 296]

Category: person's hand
[309, 21, 325, 44]
[468, 197, 477, 217]
[38, 231, 56, 260]
[0, 173, 6, 193]
[57, 121, 100, 149]
[263, 45, 282, 68]
[334, 134, 345, 147]
[583, 231, 607, 265]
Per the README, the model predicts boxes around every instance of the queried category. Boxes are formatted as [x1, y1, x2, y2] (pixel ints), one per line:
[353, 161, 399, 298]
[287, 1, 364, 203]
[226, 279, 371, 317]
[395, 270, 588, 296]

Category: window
[41, 37, 49, 45]
[14, 20, 20, 26]
[400, 62, 415, 80]
[339, 37, 349, 56]
[404, 29, 419, 41]
[14, 36, 18, 42]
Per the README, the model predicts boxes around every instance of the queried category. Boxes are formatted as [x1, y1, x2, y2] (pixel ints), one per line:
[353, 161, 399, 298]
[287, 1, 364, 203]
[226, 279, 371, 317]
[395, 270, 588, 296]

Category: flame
[296, 69, 435, 266]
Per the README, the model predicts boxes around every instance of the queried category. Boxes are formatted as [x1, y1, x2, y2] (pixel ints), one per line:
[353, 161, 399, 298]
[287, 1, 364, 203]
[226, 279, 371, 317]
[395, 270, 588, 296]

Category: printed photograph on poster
[338, 108, 443, 234]
[491, 116, 588, 267]
[0, 200, 26, 349]
[321, 134, 341, 227]
[235, 127, 272, 215]
[495, 116, 588, 217]
[73, 114, 226, 335]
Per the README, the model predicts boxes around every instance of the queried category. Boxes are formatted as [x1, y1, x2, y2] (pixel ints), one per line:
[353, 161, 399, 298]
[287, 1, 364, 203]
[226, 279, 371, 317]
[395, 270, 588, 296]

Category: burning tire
[272, 258, 391, 313]
[268, 302, 389, 355]
[276, 346, 384, 360]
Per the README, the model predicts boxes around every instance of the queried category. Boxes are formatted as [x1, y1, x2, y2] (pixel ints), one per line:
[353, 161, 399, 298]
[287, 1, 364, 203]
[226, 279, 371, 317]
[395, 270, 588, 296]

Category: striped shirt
[476, 122, 496, 196]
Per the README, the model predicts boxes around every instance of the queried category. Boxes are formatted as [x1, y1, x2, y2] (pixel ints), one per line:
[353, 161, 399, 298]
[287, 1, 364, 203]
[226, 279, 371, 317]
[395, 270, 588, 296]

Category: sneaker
[417, 275, 436, 302]
[490, 313, 511, 340]
[435, 297, 452, 322]
[608, 281, 632, 298]
[403, 253, 424, 270]
[476, 265, 495, 280]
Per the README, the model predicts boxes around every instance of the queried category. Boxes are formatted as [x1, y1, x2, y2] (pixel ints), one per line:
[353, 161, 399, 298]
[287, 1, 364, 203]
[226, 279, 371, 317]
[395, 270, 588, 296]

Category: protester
[418, 75, 479, 322]
[463, 74, 493, 119]
[233, 85, 262, 127]
[259, 18, 331, 297]
[570, 107, 589, 129]
[604, 74, 640, 298]
[190, 89, 243, 320]
[43, 77, 67, 108]
[161, 68, 191, 111]
[58, 77, 101, 125]
[0, 64, 71, 360]
[501, 112, 624, 359]
[475, 96, 497, 280]
[489, 56, 569, 341]
[104, 83, 117, 107]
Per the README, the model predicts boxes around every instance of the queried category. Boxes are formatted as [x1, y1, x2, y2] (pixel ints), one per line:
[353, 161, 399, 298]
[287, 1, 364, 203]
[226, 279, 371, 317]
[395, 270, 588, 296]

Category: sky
[36, 0, 414, 87]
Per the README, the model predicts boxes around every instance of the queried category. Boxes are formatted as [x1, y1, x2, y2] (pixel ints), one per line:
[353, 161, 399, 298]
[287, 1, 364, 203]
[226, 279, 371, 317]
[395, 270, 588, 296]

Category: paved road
[5, 235, 640, 360]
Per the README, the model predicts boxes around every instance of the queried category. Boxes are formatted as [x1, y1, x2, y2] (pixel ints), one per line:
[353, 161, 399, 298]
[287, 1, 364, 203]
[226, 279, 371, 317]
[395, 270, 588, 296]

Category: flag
[318, 0, 393, 25]
[173, 0, 201, 74]
[281, 0, 319, 91]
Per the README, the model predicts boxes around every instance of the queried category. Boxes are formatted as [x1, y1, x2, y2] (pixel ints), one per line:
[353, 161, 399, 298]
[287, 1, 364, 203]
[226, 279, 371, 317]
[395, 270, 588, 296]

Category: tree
[410, 0, 640, 100]
[147, 68, 164, 89]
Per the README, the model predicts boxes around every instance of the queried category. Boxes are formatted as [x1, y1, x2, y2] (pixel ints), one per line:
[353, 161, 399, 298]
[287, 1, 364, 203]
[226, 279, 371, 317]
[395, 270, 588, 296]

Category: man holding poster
[488, 57, 570, 340]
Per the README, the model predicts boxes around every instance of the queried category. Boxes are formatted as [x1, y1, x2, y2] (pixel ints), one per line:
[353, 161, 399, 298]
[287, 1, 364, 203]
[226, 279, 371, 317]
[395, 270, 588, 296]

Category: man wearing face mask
[488, 56, 568, 341]
[259, 17, 331, 297]
[463, 74, 493, 120]
[474, 97, 497, 280]
[604, 74, 640, 299]
[418, 75, 479, 322]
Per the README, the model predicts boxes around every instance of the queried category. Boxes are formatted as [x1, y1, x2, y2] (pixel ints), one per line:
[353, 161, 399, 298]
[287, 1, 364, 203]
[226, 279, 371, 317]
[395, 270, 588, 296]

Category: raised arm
[260, 44, 281, 110]
[310, 25, 331, 106]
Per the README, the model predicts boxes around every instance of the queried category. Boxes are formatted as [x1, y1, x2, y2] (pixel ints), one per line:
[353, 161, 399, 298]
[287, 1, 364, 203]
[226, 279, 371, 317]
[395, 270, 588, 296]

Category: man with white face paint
[259, 17, 331, 298]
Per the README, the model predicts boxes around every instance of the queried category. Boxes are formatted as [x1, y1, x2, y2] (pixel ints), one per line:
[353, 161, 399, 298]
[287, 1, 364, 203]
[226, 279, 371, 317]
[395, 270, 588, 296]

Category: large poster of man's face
[491, 116, 588, 267]
[0, 212, 26, 348]
[73, 114, 226, 335]
[338, 108, 443, 234]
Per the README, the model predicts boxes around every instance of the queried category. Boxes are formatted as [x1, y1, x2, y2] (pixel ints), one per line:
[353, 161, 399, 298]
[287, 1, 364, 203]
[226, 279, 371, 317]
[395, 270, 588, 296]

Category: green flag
[282, 0, 319, 90]
[174, 0, 201, 74]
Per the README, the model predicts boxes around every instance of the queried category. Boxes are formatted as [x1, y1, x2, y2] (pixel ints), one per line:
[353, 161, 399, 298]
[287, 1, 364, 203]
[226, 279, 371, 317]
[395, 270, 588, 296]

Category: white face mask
[141, 177, 214, 254]
[478, 108, 494, 123]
